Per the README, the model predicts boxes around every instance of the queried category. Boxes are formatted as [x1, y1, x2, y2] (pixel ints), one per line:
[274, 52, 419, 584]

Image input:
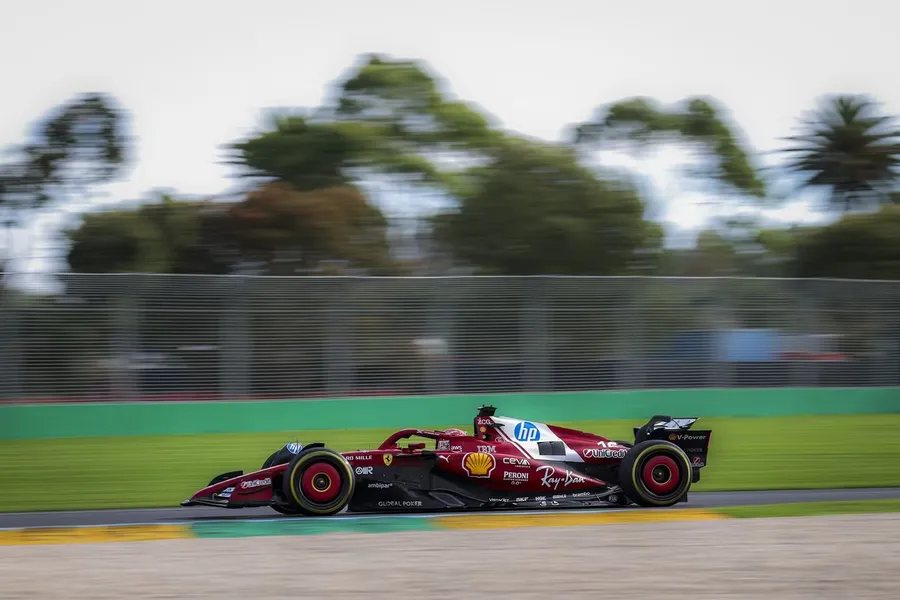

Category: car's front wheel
[618, 440, 692, 507]
[281, 447, 355, 516]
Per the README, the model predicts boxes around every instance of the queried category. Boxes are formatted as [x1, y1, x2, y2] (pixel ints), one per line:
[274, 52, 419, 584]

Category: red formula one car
[181, 406, 712, 516]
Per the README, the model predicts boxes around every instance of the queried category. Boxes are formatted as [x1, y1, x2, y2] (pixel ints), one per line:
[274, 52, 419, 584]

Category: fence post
[426, 278, 456, 395]
[792, 279, 819, 386]
[111, 274, 139, 401]
[0, 280, 22, 401]
[325, 279, 354, 396]
[522, 277, 550, 392]
[872, 281, 897, 386]
[892, 283, 900, 386]
[620, 278, 644, 389]
[710, 278, 733, 388]
[220, 276, 251, 401]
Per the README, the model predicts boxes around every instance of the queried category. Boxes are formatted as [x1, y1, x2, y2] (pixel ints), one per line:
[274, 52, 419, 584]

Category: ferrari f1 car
[181, 406, 712, 516]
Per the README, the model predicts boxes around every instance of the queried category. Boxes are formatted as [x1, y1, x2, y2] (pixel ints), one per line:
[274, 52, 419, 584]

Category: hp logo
[514, 421, 540, 442]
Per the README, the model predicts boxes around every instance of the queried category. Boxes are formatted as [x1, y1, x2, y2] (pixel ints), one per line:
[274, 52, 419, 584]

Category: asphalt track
[2, 487, 900, 529]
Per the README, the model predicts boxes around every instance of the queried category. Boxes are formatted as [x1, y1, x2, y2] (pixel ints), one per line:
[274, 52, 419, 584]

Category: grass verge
[715, 499, 900, 519]
[3, 414, 900, 512]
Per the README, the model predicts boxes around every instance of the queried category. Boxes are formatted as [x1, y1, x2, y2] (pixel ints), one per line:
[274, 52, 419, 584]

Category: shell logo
[462, 452, 495, 478]
[669, 434, 677, 441]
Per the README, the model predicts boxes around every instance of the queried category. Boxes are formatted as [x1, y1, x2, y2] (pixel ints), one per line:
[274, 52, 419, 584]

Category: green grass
[2, 414, 900, 512]
[716, 499, 900, 518]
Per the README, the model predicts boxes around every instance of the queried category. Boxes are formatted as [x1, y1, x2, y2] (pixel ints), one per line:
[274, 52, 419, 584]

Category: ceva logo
[514, 421, 540, 442]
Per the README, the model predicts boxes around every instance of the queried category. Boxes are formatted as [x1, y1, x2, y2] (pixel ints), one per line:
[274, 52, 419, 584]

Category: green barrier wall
[3, 387, 899, 440]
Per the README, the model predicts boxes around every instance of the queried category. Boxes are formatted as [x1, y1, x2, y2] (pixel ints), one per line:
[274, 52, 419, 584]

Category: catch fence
[1, 275, 897, 402]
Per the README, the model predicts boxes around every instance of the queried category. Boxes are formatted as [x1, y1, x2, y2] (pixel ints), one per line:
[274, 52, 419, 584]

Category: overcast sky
[2, 0, 898, 278]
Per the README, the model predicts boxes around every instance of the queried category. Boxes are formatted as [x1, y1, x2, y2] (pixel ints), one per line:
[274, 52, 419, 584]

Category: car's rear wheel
[282, 448, 355, 516]
[618, 440, 692, 507]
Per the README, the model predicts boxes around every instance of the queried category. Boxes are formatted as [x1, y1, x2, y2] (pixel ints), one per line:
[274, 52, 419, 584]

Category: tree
[65, 185, 395, 275]
[228, 115, 362, 192]
[432, 138, 657, 275]
[66, 193, 230, 274]
[780, 94, 900, 211]
[0, 93, 130, 273]
[794, 204, 900, 279]
[572, 96, 766, 199]
[334, 54, 500, 168]
[228, 54, 500, 198]
[225, 183, 394, 275]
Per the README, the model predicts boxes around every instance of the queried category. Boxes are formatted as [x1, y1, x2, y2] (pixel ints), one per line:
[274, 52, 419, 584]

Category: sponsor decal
[477, 445, 497, 453]
[503, 471, 528, 481]
[346, 454, 372, 462]
[355, 466, 374, 475]
[285, 442, 303, 454]
[582, 447, 627, 459]
[598, 440, 624, 448]
[450, 445, 463, 452]
[692, 456, 705, 467]
[377, 500, 423, 507]
[475, 417, 492, 427]
[536, 466, 585, 490]
[514, 497, 528, 502]
[503, 457, 530, 467]
[217, 486, 235, 499]
[462, 452, 496, 478]
[513, 421, 541, 442]
[669, 433, 707, 442]
[383, 454, 393, 467]
[240, 478, 271, 490]
[437, 440, 450, 451]
[368, 482, 392, 489]
[438, 455, 451, 463]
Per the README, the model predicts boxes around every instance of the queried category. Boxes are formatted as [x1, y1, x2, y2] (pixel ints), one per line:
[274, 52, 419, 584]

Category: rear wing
[634, 415, 712, 470]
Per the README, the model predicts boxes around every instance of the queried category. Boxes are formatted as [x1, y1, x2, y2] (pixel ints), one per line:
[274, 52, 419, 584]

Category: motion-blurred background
[2, 1, 899, 404]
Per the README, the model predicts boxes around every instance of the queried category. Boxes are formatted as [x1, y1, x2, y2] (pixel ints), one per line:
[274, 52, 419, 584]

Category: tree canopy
[794, 204, 900, 279]
[432, 138, 657, 275]
[780, 94, 900, 211]
[66, 184, 393, 276]
[572, 96, 767, 198]
[0, 93, 131, 275]
[4, 52, 900, 281]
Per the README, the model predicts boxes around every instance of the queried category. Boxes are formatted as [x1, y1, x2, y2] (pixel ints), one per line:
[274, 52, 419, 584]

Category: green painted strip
[3, 387, 899, 440]
[713, 499, 900, 519]
[190, 516, 439, 539]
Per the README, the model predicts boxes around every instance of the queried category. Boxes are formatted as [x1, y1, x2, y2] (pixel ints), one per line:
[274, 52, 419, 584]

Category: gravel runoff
[1, 513, 899, 599]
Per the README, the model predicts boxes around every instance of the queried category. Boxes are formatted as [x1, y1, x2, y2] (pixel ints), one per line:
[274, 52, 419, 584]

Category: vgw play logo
[513, 421, 540, 442]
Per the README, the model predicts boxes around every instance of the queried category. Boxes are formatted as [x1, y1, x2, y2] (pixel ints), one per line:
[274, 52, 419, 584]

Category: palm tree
[780, 94, 900, 211]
